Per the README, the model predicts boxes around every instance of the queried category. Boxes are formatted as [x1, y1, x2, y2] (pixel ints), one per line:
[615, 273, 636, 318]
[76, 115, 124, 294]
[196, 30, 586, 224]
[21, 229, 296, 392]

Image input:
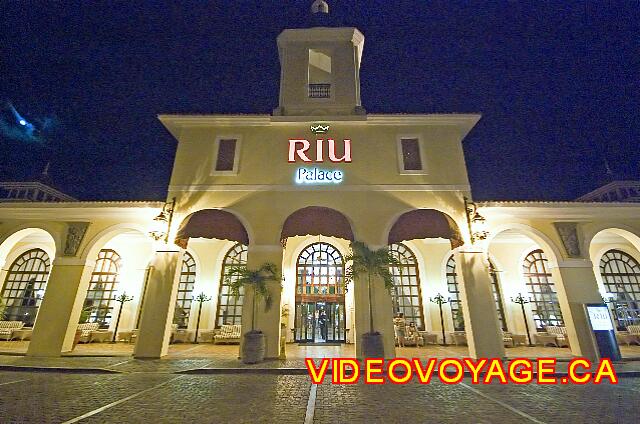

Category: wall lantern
[149, 197, 176, 244]
[464, 197, 488, 244]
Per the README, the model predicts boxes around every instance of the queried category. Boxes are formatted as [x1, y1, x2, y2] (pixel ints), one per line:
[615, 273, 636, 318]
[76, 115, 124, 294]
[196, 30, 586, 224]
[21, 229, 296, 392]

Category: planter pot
[72, 329, 82, 349]
[362, 332, 384, 358]
[242, 331, 266, 364]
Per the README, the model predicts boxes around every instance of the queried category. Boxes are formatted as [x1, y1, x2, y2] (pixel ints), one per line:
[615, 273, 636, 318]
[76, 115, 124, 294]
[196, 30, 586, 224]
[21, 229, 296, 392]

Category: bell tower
[273, 1, 365, 117]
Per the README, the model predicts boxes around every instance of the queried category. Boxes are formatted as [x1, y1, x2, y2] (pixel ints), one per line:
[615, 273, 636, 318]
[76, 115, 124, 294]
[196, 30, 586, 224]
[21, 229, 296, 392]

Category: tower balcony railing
[308, 83, 331, 98]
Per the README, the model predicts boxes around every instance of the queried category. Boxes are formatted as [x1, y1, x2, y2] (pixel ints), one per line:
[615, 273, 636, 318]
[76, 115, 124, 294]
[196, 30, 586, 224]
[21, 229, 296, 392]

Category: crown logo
[310, 124, 330, 134]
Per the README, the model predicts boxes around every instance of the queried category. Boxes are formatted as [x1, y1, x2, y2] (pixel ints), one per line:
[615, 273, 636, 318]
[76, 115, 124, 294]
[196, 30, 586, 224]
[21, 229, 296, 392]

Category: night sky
[1, 1, 638, 201]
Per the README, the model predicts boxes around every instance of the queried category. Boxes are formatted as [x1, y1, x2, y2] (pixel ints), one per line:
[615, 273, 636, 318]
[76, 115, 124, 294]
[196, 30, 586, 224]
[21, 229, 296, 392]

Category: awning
[388, 209, 463, 249]
[281, 206, 354, 241]
[175, 209, 249, 248]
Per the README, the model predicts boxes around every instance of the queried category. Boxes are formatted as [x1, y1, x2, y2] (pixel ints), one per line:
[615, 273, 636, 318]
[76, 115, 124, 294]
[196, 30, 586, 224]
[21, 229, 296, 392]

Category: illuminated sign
[296, 167, 343, 184]
[586, 305, 614, 331]
[288, 139, 351, 163]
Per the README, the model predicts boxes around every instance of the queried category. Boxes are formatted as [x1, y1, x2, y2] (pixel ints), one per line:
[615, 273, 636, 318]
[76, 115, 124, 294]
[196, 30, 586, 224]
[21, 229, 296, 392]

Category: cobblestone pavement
[0, 370, 638, 423]
[2, 340, 639, 361]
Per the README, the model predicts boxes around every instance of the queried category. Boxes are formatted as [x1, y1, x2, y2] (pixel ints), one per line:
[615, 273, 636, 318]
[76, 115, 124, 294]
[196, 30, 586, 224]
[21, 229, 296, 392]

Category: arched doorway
[294, 242, 346, 343]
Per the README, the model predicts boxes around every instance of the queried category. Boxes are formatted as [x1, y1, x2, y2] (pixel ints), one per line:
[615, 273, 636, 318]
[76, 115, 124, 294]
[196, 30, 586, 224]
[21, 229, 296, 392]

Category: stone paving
[0, 370, 637, 423]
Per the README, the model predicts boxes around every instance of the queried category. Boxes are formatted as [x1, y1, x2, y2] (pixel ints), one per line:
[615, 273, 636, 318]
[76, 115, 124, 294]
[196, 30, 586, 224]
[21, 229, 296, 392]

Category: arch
[584, 225, 640, 255]
[215, 243, 248, 327]
[281, 206, 354, 242]
[175, 209, 249, 249]
[294, 242, 346, 343]
[0, 226, 59, 266]
[80, 223, 150, 262]
[486, 223, 564, 266]
[389, 243, 425, 330]
[1, 248, 51, 325]
[387, 209, 463, 249]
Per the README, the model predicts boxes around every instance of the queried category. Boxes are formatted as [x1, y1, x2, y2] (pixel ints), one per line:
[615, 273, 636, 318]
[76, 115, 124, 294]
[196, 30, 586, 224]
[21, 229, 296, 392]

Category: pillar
[241, 244, 284, 359]
[133, 250, 181, 359]
[353, 271, 396, 359]
[551, 260, 605, 362]
[455, 250, 505, 359]
[27, 257, 94, 357]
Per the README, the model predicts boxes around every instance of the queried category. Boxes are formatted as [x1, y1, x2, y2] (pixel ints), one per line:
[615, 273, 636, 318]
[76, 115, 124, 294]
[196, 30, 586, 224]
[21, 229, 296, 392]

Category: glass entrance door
[294, 301, 345, 343]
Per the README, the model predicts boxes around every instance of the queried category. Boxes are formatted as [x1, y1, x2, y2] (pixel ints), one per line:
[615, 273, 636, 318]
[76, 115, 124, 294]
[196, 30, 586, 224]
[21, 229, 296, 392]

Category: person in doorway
[393, 312, 407, 347]
[318, 308, 328, 341]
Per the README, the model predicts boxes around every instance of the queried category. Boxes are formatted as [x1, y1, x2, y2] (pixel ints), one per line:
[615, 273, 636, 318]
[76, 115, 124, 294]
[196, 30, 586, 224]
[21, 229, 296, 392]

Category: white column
[455, 250, 505, 359]
[551, 260, 606, 362]
[28, 257, 94, 357]
[133, 250, 181, 359]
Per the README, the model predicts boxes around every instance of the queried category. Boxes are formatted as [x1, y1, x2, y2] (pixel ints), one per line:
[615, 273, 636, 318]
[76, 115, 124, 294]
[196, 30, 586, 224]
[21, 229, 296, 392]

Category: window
[1, 248, 51, 326]
[213, 137, 240, 174]
[389, 243, 424, 330]
[216, 243, 248, 327]
[84, 249, 121, 328]
[397, 136, 425, 173]
[522, 249, 564, 330]
[446, 256, 464, 331]
[446, 256, 507, 331]
[308, 49, 332, 98]
[297, 242, 344, 297]
[173, 252, 196, 328]
[489, 263, 508, 331]
[599, 249, 640, 329]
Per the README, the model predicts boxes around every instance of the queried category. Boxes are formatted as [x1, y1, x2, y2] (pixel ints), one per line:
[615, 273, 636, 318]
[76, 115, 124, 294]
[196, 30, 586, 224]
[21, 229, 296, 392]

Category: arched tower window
[599, 249, 640, 329]
[1, 248, 51, 326]
[522, 249, 564, 330]
[84, 249, 121, 328]
[173, 252, 196, 328]
[389, 243, 424, 330]
[216, 243, 248, 327]
[446, 255, 507, 331]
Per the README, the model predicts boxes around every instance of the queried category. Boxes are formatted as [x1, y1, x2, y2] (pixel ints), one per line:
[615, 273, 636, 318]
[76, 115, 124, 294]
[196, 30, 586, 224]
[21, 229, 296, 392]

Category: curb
[0, 365, 121, 374]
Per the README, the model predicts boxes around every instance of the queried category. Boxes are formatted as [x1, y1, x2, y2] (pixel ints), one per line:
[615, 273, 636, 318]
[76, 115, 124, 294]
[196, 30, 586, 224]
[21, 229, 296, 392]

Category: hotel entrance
[295, 301, 346, 343]
[293, 242, 346, 344]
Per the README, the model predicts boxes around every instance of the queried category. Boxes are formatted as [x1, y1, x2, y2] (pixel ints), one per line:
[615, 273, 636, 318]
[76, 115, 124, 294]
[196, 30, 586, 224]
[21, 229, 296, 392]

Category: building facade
[1, 4, 639, 361]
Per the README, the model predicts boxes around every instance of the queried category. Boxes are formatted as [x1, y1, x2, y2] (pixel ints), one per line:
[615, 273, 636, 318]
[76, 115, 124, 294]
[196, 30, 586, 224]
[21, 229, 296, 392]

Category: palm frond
[223, 262, 281, 312]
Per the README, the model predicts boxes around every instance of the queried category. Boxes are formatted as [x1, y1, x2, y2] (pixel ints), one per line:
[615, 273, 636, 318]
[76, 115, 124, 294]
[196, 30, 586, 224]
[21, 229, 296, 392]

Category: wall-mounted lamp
[149, 197, 176, 244]
[464, 197, 488, 244]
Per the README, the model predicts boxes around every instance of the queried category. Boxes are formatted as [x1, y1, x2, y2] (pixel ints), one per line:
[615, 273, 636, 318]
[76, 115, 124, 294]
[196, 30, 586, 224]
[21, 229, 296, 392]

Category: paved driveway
[0, 370, 638, 423]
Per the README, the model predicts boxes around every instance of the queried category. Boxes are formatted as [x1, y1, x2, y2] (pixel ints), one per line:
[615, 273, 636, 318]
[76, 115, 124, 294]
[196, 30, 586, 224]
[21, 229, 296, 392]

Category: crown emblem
[310, 124, 330, 134]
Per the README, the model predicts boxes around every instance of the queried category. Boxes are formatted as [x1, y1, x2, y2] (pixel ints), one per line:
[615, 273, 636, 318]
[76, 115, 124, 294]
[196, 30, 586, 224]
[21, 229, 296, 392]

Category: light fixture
[464, 196, 488, 244]
[429, 293, 450, 346]
[510, 293, 535, 346]
[149, 197, 176, 243]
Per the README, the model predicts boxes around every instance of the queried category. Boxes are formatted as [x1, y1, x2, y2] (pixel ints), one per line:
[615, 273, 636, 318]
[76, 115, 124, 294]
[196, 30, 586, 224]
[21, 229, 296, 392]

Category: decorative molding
[553, 222, 581, 258]
[551, 259, 594, 269]
[63, 222, 90, 257]
[168, 184, 471, 193]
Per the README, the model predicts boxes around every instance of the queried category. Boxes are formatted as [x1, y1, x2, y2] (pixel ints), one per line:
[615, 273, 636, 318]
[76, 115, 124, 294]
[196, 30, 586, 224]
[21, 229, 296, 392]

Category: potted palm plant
[226, 262, 280, 364]
[345, 241, 399, 358]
